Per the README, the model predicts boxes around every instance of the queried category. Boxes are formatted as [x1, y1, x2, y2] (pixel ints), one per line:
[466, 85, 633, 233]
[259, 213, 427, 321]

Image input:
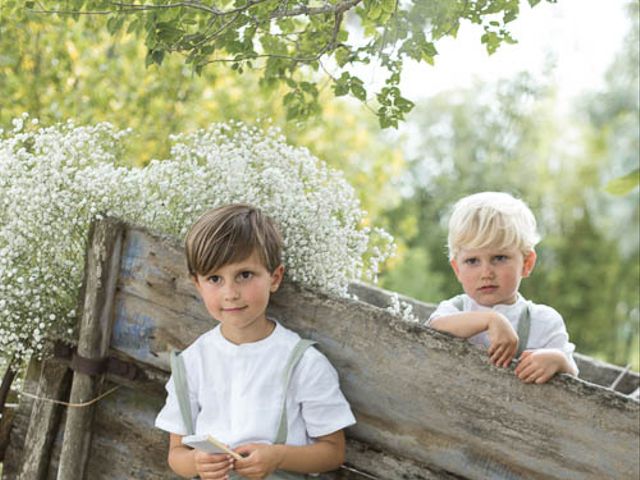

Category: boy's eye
[463, 258, 478, 265]
[494, 255, 509, 262]
[237, 271, 253, 281]
[207, 275, 222, 284]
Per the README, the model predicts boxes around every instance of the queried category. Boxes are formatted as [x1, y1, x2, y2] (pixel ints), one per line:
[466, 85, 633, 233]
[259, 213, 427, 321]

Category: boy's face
[450, 246, 536, 307]
[192, 250, 284, 344]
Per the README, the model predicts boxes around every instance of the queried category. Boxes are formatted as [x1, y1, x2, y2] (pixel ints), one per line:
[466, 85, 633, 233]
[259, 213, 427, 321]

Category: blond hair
[185, 204, 283, 276]
[447, 192, 540, 260]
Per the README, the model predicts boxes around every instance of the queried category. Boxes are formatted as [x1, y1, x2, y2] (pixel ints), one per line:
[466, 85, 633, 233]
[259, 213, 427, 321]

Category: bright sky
[397, 0, 631, 102]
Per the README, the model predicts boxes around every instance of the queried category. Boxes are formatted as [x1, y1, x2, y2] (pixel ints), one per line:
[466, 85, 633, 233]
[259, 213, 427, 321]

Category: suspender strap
[274, 339, 317, 445]
[170, 350, 195, 436]
[515, 304, 531, 358]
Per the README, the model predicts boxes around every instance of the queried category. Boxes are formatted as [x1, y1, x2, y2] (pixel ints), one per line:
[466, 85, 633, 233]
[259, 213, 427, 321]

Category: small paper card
[182, 434, 243, 460]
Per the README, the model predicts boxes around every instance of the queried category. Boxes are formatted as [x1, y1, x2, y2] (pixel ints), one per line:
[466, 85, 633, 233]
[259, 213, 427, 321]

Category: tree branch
[32, 0, 363, 20]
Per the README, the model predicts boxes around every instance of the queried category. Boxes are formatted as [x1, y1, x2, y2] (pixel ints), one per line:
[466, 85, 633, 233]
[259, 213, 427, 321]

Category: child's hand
[233, 443, 284, 479]
[194, 451, 234, 480]
[514, 349, 564, 384]
[487, 312, 518, 368]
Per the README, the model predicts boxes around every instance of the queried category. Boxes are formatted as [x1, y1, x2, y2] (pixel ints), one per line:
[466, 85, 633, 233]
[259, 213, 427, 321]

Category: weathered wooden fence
[2, 219, 639, 479]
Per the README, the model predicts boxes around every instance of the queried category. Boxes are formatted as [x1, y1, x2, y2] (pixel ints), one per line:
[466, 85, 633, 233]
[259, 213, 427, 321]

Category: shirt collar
[466, 292, 525, 314]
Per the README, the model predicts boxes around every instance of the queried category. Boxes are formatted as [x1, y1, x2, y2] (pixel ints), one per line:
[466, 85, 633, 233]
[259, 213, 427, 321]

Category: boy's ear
[522, 250, 537, 278]
[450, 258, 463, 282]
[270, 264, 285, 292]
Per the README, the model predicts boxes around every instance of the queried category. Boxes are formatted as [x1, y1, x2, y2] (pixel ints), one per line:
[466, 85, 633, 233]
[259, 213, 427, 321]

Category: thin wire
[19, 385, 121, 408]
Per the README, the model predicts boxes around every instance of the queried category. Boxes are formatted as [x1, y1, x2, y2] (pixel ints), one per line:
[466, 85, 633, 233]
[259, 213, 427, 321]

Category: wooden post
[17, 357, 71, 480]
[56, 219, 125, 480]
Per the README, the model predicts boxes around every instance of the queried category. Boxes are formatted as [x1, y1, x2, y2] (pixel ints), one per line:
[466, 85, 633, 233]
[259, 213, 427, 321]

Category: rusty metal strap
[55, 342, 140, 381]
[71, 353, 108, 376]
[71, 354, 140, 381]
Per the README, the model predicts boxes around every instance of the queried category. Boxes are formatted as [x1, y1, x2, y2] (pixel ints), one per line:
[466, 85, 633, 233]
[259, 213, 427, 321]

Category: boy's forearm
[275, 431, 345, 473]
[429, 312, 494, 338]
[168, 445, 197, 478]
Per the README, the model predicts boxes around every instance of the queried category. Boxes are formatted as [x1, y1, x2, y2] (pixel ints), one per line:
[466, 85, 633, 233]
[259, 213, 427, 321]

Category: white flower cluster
[386, 293, 419, 323]
[0, 115, 395, 361]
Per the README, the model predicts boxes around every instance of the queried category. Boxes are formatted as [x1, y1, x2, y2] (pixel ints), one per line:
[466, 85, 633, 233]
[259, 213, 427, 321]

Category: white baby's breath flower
[0, 116, 395, 361]
[386, 293, 419, 323]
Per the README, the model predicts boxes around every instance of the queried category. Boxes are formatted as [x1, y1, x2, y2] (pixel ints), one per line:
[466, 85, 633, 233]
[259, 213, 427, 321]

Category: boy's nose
[223, 285, 240, 300]
[480, 264, 495, 278]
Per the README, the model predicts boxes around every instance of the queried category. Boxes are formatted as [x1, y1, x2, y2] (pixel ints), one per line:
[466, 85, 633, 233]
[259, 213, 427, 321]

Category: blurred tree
[574, 0, 639, 365]
[4, 0, 557, 127]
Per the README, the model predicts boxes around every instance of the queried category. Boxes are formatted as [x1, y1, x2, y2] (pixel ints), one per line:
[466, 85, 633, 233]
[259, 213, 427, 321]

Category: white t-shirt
[155, 321, 356, 447]
[428, 293, 578, 372]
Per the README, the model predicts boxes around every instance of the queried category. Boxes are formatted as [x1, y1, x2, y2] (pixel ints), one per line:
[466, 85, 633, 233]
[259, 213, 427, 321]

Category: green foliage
[0, 8, 403, 233]
[6, 0, 556, 127]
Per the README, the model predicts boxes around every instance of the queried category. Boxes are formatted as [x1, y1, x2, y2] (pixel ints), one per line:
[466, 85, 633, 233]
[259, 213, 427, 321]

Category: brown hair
[185, 204, 283, 277]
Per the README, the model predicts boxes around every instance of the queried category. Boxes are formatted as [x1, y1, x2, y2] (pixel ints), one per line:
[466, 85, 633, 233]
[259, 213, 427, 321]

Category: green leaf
[106, 16, 118, 35]
[152, 49, 165, 65]
[127, 18, 140, 34]
[351, 82, 367, 101]
[335, 47, 350, 67]
[604, 169, 640, 195]
[145, 50, 154, 68]
[333, 72, 350, 97]
[156, 22, 184, 43]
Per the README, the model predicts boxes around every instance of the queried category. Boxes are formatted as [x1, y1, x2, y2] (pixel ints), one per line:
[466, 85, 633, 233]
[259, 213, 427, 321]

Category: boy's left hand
[514, 349, 564, 384]
[233, 443, 284, 479]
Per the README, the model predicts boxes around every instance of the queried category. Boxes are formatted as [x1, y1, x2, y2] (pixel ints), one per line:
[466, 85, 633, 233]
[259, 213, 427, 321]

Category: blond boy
[428, 192, 578, 384]
[155, 204, 355, 479]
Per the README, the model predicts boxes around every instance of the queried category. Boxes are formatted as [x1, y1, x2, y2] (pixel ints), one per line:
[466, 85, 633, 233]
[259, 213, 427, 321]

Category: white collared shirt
[428, 293, 578, 372]
[155, 321, 356, 446]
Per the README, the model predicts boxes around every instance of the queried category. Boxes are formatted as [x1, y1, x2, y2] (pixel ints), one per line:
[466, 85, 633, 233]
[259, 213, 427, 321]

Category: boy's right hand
[487, 312, 518, 368]
[194, 451, 234, 480]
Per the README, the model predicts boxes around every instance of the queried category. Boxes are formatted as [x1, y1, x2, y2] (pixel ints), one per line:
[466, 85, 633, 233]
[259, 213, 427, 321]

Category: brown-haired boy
[155, 204, 355, 479]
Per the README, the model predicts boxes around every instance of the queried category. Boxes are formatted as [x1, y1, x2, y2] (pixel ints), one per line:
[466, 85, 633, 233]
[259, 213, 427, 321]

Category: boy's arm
[168, 433, 232, 479]
[429, 311, 518, 367]
[514, 349, 578, 384]
[233, 430, 345, 479]
[429, 311, 503, 337]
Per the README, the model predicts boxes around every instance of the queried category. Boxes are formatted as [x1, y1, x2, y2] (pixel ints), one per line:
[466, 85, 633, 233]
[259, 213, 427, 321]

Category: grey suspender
[274, 339, 317, 444]
[515, 306, 531, 358]
[450, 295, 531, 358]
[170, 350, 195, 435]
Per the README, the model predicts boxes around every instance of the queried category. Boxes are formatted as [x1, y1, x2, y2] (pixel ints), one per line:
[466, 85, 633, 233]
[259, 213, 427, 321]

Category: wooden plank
[17, 358, 71, 480]
[574, 353, 639, 394]
[348, 281, 436, 321]
[0, 405, 16, 462]
[108, 225, 639, 480]
[1, 359, 41, 480]
[56, 219, 125, 480]
[83, 380, 181, 480]
[349, 282, 640, 394]
[269, 284, 640, 479]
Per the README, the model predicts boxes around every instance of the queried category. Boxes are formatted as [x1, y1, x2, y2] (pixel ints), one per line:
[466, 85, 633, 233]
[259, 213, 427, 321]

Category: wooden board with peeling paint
[2, 221, 639, 480]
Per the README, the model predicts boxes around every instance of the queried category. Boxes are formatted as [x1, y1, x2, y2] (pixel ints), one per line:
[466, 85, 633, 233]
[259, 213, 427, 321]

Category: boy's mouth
[222, 306, 248, 312]
[478, 285, 498, 292]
